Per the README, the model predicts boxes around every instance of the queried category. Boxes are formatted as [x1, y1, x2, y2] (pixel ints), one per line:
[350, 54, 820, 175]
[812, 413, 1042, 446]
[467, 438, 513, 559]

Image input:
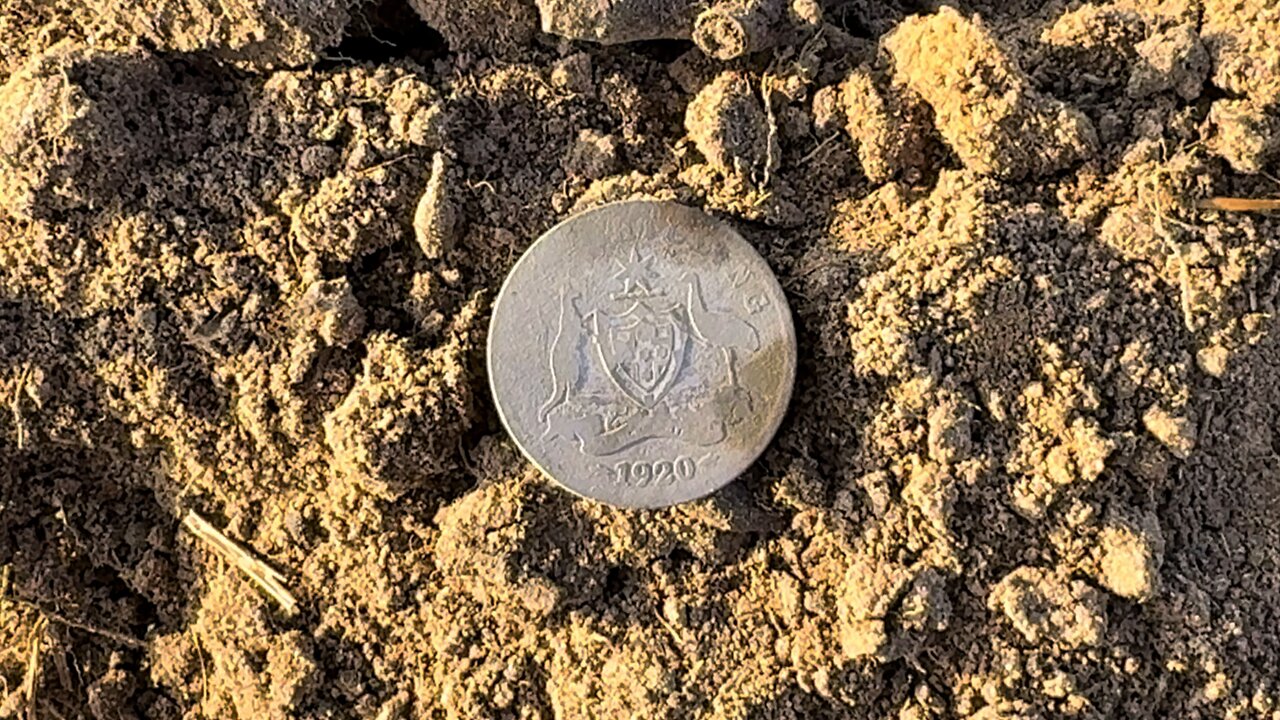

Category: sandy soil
[1, 0, 1279, 718]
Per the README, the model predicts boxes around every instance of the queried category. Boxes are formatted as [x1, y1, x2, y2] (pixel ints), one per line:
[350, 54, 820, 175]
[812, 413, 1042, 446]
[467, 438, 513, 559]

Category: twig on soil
[466, 178, 497, 195]
[38, 610, 145, 650]
[1196, 197, 1280, 213]
[2, 565, 146, 650]
[799, 133, 839, 165]
[182, 510, 299, 616]
[358, 153, 413, 177]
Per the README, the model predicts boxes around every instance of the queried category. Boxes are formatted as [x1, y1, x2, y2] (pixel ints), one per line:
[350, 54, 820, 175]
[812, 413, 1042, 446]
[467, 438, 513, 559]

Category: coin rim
[486, 199, 797, 509]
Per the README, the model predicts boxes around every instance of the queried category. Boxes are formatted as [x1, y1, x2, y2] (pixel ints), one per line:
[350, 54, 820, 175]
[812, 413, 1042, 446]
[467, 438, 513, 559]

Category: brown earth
[1, 0, 1280, 718]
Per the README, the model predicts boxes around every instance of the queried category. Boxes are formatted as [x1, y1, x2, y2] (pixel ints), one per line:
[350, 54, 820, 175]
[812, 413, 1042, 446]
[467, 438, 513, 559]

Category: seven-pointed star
[611, 246, 659, 296]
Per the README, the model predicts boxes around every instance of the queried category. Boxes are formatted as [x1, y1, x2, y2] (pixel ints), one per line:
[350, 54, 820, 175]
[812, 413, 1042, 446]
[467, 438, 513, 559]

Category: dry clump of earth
[1, 0, 1280, 718]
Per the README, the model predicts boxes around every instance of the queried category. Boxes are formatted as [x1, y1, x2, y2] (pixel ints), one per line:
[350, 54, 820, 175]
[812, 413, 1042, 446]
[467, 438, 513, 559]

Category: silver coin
[487, 200, 796, 508]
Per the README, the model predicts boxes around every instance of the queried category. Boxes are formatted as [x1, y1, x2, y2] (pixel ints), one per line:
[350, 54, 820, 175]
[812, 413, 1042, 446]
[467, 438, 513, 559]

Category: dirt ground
[1, 0, 1279, 717]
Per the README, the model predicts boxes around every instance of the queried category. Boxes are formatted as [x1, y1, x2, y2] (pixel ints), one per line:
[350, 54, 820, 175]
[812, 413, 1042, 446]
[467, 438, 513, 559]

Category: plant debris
[181, 512, 299, 617]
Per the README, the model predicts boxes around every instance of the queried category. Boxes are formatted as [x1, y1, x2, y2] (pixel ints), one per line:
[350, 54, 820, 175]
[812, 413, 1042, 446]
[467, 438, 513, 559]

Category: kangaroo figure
[538, 289, 583, 423]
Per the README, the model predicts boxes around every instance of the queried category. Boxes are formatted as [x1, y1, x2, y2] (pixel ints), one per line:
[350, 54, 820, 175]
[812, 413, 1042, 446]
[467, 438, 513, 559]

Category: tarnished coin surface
[488, 200, 796, 508]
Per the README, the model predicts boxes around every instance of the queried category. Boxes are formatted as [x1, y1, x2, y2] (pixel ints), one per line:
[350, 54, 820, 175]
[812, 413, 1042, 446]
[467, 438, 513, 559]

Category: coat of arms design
[538, 247, 763, 456]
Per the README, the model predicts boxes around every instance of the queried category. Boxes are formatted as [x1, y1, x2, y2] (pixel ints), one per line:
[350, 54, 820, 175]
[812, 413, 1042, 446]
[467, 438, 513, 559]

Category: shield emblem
[592, 303, 687, 408]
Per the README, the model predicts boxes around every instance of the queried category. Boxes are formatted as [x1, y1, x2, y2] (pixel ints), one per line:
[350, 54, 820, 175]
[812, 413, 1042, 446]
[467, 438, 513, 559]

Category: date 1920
[614, 458, 696, 487]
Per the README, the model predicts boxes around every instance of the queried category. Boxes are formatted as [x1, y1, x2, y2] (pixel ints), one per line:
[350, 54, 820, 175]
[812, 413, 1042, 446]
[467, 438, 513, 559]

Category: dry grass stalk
[20, 617, 46, 720]
[182, 510, 298, 616]
[1, 565, 49, 720]
[759, 73, 779, 188]
[1197, 196, 1280, 212]
[9, 364, 30, 450]
[1140, 147, 1198, 333]
[1139, 197, 1196, 333]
